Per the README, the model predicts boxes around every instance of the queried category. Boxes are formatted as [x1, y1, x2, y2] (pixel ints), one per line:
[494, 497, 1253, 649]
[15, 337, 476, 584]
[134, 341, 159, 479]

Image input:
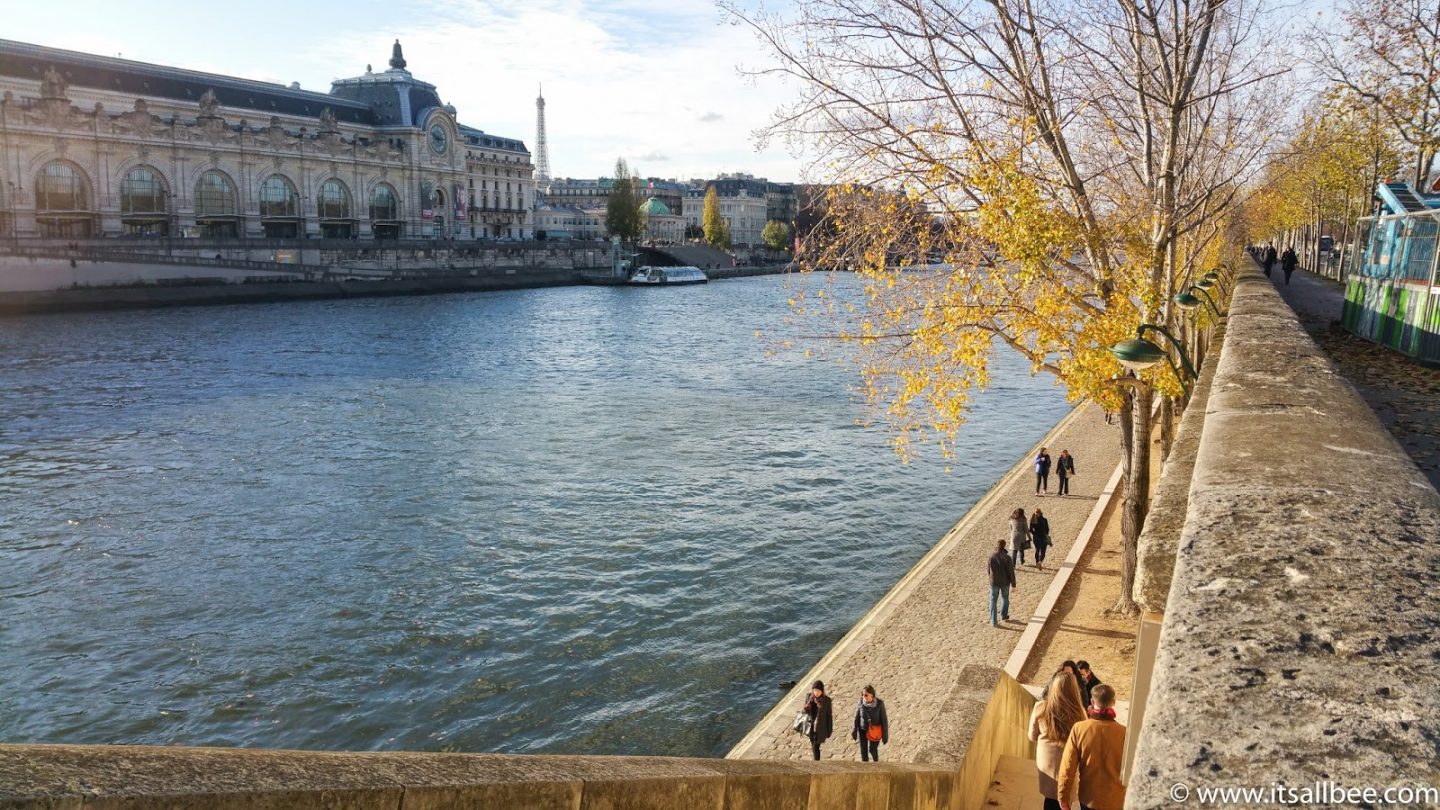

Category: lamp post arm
[1164, 356, 1192, 400]
[1136, 323, 1199, 380]
[1194, 287, 1222, 318]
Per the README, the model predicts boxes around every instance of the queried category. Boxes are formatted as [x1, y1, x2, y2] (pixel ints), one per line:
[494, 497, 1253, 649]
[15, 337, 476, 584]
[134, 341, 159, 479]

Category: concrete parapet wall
[935, 668, 1037, 810]
[1126, 270, 1440, 807]
[1133, 317, 1227, 614]
[0, 744, 962, 809]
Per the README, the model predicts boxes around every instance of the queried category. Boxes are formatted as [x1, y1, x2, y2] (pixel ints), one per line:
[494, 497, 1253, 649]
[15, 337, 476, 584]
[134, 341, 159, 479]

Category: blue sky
[3, 0, 806, 181]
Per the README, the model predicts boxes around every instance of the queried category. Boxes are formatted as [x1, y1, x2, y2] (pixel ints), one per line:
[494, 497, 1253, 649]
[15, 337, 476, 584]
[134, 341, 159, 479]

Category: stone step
[985, 754, 1046, 810]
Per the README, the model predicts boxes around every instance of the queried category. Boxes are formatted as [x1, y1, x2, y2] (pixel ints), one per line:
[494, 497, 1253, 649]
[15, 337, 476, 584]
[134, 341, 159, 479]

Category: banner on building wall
[422, 210, 434, 221]
[454, 184, 466, 217]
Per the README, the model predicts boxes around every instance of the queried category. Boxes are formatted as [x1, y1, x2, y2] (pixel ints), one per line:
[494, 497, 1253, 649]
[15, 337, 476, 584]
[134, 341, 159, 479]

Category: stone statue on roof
[389, 40, 407, 71]
[198, 89, 220, 116]
[318, 107, 337, 132]
[40, 66, 68, 100]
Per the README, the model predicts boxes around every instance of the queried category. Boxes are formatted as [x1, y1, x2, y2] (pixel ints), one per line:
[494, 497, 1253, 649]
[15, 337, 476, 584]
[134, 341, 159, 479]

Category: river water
[0, 275, 1070, 756]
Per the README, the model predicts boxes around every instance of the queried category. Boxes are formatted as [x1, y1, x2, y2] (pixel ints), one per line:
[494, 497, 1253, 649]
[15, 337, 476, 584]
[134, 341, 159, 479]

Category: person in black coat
[1281, 246, 1298, 285]
[1055, 450, 1076, 496]
[1029, 509, 1052, 568]
[1076, 660, 1103, 708]
[850, 684, 890, 761]
[1262, 245, 1278, 278]
[803, 679, 834, 760]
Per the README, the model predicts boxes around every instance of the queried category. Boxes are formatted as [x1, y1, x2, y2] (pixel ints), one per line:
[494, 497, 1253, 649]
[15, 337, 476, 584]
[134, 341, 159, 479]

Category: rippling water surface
[0, 276, 1070, 755]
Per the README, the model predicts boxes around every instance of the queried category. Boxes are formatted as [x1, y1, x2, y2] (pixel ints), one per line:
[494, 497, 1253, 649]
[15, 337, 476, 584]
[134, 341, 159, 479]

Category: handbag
[793, 712, 813, 736]
[866, 723, 884, 743]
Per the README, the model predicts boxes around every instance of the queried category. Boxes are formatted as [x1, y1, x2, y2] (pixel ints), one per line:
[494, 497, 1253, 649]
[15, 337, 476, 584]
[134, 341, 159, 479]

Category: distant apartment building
[544, 177, 612, 210]
[533, 202, 604, 240]
[683, 174, 769, 247]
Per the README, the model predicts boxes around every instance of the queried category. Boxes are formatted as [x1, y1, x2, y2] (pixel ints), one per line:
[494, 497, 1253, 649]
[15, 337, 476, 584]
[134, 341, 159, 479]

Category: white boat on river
[628, 266, 708, 286]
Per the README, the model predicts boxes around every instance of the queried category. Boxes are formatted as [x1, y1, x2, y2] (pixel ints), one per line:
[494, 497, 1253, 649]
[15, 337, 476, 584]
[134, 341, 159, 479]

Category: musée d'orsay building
[0, 39, 535, 241]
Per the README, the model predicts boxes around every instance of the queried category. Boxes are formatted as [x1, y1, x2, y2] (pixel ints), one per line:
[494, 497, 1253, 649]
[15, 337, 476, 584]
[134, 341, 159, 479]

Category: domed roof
[640, 196, 671, 216]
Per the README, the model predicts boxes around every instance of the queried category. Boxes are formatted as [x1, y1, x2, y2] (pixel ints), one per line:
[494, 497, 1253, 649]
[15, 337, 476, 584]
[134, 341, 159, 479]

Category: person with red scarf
[1057, 684, 1126, 810]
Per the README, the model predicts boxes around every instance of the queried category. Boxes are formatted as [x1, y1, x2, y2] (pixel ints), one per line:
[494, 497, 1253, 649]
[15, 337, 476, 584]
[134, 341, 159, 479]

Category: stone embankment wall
[0, 255, 789, 315]
[0, 257, 581, 315]
[1, 744, 963, 809]
[1126, 269, 1440, 806]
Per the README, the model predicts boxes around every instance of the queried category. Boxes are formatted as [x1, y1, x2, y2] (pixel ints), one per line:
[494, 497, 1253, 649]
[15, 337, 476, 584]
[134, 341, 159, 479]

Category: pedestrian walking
[850, 684, 889, 762]
[1263, 244, 1277, 278]
[1055, 450, 1075, 496]
[1010, 507, 1032, 565]
[1030, 509, 1051, 568]
[1041, 661, 1083, 699]
[1281, 246, 1298, 285]
[1076, 661, 1103, 709]
[1057, 684, 1127, 810]
[988, 539, 1017, 627]
[1029, 671, 1087, 810]
[802, 680, 834, 761]
[1035, 447, 1052, 495]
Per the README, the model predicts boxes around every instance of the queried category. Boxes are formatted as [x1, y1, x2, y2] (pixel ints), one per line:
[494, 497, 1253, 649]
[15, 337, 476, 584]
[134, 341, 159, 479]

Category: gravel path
[729, 403, 1121, 763]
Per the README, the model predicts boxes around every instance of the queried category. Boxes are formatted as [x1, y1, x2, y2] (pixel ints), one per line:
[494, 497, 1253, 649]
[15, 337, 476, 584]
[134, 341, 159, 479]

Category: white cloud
[311, 0, 806, 180]
[2, 0, 811, 181]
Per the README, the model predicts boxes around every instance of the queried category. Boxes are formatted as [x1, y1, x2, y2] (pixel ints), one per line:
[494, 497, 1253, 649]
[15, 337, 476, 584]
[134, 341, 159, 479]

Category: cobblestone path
[730, 403, 1121, 763]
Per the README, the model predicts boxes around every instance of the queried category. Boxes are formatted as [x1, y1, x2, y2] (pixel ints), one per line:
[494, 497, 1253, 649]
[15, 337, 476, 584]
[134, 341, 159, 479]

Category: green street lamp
[1111, 336, 1168, 372]
[1108, 323, 1198, 398]
[1177, 285, 1221, 318]
[1174, 291, 1202, 311]
[1203, 269, 1231, 297]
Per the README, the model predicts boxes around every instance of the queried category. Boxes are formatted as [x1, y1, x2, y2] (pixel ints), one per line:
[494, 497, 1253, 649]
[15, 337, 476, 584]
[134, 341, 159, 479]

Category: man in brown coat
[1057, 683, 1126, 810]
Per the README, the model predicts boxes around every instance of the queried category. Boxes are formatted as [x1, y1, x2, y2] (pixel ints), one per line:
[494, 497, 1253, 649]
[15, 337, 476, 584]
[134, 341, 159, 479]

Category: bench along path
[729, 403, 1121, 763]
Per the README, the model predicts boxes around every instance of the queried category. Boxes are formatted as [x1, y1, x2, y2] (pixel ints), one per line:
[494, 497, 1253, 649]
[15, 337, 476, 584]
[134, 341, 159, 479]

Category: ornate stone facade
[0, 38, 534, 240]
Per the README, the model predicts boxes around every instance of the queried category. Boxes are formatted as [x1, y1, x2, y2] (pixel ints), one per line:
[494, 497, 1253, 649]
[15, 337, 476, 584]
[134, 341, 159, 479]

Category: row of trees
[1244, 0, 1431, 272]
[725, 0, 1288, 613]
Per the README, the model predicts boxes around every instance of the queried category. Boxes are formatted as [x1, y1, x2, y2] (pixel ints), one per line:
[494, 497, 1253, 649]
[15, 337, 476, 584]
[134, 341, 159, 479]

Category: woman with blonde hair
[1028, 671, 1087, 810]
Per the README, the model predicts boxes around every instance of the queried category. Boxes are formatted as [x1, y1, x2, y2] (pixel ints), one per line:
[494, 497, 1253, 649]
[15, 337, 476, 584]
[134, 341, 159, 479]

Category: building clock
[429, 124, 448, 155]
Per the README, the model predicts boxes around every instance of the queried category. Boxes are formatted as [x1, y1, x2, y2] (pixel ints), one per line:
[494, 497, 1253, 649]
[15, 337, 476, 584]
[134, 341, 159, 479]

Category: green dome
[640, 196, 671, 216]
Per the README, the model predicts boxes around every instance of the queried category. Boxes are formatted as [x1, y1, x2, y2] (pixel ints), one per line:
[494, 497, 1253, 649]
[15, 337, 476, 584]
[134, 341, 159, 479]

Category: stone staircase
[983, 754, 1048, 810]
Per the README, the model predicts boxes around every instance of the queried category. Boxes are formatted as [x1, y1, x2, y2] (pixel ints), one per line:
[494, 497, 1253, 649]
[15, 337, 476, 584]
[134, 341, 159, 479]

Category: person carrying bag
[850, 684, 889, 761]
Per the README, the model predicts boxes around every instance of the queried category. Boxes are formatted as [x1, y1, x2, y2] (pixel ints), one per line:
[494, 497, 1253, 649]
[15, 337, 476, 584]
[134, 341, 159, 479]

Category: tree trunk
[1159, 395, 1173, 461]
[1114, 384, 1145, 616]
[1337, 191, 1354, 283]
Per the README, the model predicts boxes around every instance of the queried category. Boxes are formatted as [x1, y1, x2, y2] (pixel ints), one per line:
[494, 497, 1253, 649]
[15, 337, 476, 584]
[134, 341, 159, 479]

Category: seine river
[0, 275, 1070, 756]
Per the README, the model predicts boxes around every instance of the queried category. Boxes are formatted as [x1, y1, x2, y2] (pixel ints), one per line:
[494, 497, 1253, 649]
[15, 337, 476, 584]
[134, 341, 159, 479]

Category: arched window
[258, 175, 298, 218]
[120, 167, 169, 236]
[370, 183, 401, 239]
[258, 174, 299, 237]
[194, 170, 239, 238]
[121, 167, 167, 214]
[317, 179, 351, 220]
[428, 187, 446, 237]
[35, 161, 93, 238]
[36, 162, 88, 212]
[317, 179, 353, 238]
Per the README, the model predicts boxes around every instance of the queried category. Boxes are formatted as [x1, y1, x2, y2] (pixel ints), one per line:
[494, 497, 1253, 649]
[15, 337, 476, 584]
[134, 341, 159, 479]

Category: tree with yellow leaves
[725, 0, 1287, 613]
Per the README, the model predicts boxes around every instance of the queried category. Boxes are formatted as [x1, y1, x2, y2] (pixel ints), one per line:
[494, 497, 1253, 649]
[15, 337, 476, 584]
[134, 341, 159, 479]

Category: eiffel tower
[534, 84, 552, 195]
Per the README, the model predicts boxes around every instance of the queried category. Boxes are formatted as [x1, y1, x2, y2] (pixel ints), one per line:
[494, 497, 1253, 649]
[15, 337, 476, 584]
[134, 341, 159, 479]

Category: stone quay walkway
[729, 403, 1120, 763]
[1267, 265, 1440, 489]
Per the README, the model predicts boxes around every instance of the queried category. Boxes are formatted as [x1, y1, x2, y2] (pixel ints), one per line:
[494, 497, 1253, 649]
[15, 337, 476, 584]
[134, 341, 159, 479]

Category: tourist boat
[628, 266, 708, 286]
